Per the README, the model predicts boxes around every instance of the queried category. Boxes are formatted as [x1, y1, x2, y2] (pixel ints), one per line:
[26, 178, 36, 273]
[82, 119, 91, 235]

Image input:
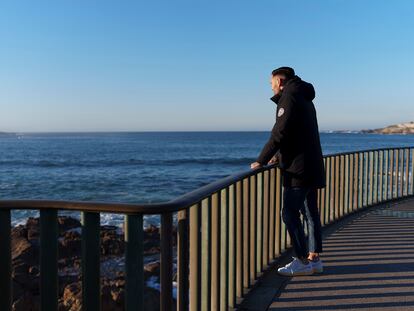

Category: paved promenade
[240, 198, 414, 311]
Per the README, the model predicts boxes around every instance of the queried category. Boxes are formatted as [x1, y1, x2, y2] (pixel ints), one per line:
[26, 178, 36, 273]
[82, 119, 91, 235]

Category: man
[250, 67, 325, 276]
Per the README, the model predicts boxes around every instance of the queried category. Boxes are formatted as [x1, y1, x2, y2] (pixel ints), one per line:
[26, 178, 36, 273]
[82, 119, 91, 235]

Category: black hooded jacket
[256, 76, 326, 188]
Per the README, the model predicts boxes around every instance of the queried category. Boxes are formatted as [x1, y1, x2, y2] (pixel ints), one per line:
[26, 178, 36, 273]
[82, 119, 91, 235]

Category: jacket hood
[270, 75, 315, 104]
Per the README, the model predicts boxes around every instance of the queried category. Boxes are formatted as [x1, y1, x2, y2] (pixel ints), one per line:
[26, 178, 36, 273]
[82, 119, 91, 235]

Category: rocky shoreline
[11, 216, 174, 310]
[361, 121, 414, 134]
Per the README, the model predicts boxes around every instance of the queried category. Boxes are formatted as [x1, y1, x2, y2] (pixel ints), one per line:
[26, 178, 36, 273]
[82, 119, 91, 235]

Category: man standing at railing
[250, 67, 326, 276]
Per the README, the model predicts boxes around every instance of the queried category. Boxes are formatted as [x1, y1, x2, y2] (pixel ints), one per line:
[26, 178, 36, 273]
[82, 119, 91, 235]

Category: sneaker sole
[277, 270, 314, 277]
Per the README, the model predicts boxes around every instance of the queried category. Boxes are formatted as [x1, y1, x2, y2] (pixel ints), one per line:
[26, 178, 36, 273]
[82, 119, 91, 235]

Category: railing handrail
[326, 145, 414, 158]
[0, 145, 413, 215]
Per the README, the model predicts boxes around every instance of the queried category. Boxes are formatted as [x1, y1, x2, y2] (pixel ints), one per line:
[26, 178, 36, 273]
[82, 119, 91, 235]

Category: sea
[1, 132, 414, 227]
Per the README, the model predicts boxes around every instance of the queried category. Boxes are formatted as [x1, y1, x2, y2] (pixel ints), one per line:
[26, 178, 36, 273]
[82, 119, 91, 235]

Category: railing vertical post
[410, 148, 414, 195]
[353, 153, 359, 211]
[256, 172, 263, 274]
[373, 151, 378, 204]
[390, 149, 393, 200]
[325, 157, 331, 223]
[220, 188, 229, 311]
[339, 156, 349, 217]
[356, 152, 360, 210]
[317, 189, 322, 224]
[394, 148, 398, 199]
[361, 152, 365, 206]
[330, 156, 336, 222]
[269, 169, 275, 262]
[160, 212, 173, 311]
[404, 148, 410, 196]
[320, 159, 326, 225]
[190, 203, 201, 311]
[399, 149, 404, 197]
[401, 148, 405, 197]
[340, 155, 345, 217]
[40, 209, 58, 311]
[398, 149, 404, 198]
[0, 209, 11, 311]
[177, 209, 189, 311]
[358, 152, 364, 209]
[345, 154, 350, 215]
[382, 150, 389, 201]
[242, 178, 250, 290]
[364, 152, 368, 206]
[377, 151, 381, 202]
[364, 152, 369, 206]
[263, 171, 270, 269]
[275, 169, 282, 256]
[379, 151, 384, 203]
[375, 151, 378, 202]
[201, 197, 212, 311]
[330, 157, 336, 221]
[390, 150, 394, 199]
[368, 151, 374, 205]
[228, 185, 237, 307]
[211, 192, 221, 311]
[334, 156, 340, 220]
[386, 149, 390, 199]
[348, 154, 354, 213]
[249, 175, 256, 282]
[236, 181, 244, 298]
[402, 149, 405, 196]
[396, 149, 401, 198]
[81, 212, 101, 311]
[125, 214, 144, 311]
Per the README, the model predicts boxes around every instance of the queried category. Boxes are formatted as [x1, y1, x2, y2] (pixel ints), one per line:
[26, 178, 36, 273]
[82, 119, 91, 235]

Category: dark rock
[59, 275, 79, 296]
[62, 282, 82, 311]
[10, 216, 169, 310]
[59, 230, 81, 259]
[25, 217, 40, 241]
[101, 283, 123, 311]
[11, 225, 28, 239]
[12, 260, 39, 294]
[144, 246, 161, 255]
[101, 229, 124, 256]
[11, 234, 38, 266]
[58, 217, 81, 233]
[12, 292, 39, 311]
[143, 287, 162, 311]
[144, 261, 160, 275]
[28, 266, 39, 276]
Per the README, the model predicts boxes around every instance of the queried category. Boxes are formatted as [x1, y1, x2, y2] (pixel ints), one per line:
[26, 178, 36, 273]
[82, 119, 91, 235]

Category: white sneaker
[277, 257, 314, 276]
[310, 258, 323, 273]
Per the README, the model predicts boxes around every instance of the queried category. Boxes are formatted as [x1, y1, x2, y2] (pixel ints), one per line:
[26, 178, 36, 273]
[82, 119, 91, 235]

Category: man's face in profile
[270, 75, 283, 95]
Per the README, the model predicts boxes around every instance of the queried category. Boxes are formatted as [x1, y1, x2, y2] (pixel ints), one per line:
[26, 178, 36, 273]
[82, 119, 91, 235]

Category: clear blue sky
[1, 1, 413, 132]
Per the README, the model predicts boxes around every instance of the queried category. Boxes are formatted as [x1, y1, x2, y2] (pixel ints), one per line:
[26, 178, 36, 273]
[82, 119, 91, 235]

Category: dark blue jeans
[282, 187, 323, 259]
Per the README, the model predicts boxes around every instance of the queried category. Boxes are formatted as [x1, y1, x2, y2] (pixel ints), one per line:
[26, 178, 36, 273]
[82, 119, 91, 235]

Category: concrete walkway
[240, 198, 414, 311]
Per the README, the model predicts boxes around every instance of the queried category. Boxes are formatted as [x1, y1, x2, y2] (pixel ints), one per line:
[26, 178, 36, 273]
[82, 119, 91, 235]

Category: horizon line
[1, 129, 363, 134]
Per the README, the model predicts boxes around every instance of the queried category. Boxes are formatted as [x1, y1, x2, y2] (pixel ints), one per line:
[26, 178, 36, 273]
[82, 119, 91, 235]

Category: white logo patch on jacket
[278, 108, 285, 117]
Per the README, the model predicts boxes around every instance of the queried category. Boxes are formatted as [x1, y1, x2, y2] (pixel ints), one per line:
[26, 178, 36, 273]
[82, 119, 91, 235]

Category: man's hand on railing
[250, 162, 262, 169]
[251, 153, 279, 169]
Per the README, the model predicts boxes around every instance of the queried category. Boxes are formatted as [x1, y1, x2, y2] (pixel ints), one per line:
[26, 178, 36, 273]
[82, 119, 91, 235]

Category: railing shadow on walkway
[0, 146, 413, 310]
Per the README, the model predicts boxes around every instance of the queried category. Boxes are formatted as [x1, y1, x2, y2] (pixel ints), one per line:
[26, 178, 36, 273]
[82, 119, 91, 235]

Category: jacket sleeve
[256, 93, 297, 165]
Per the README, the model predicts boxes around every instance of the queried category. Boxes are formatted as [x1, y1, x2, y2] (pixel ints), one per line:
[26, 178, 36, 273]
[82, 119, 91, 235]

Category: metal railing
[0, 147, 413, 310]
